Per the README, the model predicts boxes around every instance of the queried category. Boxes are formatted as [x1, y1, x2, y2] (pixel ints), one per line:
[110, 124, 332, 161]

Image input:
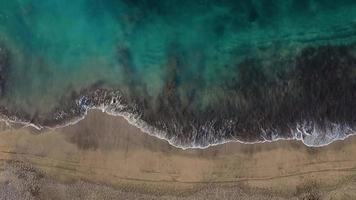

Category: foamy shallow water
[1, 96, 354, 150]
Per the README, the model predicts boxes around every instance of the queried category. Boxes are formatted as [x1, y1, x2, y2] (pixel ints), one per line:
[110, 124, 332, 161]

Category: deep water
[0, 0, 355, 148]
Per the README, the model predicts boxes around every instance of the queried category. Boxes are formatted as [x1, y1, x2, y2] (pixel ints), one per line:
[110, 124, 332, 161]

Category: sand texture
[0, 110, 356, 199]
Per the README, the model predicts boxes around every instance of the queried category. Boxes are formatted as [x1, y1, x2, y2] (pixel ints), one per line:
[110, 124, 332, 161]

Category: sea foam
[0, 92, 354, 150]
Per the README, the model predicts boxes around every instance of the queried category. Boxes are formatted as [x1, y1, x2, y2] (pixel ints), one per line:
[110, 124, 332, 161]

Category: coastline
[0, 0, 355, 151]
[1, 1, 356, 198]
[0, 42, 355, 150]
[1, 110, 356, 199]
[0, 103, 355, 150]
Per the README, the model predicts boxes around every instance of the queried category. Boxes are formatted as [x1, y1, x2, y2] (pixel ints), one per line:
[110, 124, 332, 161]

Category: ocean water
[0, 0, 355, 148]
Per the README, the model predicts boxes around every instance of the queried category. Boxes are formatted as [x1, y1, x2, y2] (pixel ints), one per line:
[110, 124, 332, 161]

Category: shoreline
[1, 106, 355, 150]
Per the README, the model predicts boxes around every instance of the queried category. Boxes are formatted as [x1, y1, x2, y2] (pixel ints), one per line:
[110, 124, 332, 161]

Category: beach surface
[1, 110, 356, 199]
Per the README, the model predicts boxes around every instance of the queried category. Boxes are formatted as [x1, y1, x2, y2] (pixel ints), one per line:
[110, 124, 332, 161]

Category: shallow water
[0, 0, 355, 147]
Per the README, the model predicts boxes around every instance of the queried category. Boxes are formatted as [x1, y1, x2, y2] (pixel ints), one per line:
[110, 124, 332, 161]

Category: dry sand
[1, 110, 356, 199]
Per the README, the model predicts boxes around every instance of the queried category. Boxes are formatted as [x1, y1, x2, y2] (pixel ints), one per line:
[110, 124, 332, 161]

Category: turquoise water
[0, 0, 356, 147]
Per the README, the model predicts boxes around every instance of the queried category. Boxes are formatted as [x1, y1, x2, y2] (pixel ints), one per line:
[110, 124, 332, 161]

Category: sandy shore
[1, 110, 356, 199]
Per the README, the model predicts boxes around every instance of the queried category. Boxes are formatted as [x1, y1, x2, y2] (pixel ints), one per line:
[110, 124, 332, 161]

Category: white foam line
[0, 114, 43, 130]
[0, 106, 355, 150]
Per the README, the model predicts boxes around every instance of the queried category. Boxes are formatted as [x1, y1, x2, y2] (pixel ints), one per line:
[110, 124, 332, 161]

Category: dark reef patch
[295, 45, 356, 123]
[0, 45, 10, 96]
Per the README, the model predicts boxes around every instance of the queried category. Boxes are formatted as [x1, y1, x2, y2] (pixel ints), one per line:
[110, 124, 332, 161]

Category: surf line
[0, 104, 355, 150]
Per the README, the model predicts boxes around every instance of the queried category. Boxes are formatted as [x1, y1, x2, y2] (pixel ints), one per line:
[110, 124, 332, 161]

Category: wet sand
[1, 110, 356, 199]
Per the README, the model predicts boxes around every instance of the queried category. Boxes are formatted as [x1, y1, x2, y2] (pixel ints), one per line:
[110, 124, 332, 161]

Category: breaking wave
[0, 89, 354, 150]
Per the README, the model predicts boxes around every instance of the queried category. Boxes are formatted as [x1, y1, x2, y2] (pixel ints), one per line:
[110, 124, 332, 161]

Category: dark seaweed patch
[0, 45, 10, 96]
[295, 45, 356, 123]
